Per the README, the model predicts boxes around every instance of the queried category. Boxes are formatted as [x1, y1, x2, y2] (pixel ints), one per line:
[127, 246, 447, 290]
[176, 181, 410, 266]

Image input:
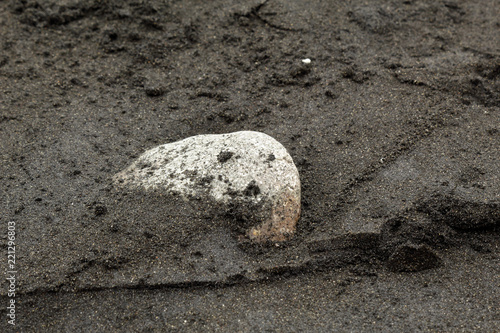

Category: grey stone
[113, 131, 301, 243]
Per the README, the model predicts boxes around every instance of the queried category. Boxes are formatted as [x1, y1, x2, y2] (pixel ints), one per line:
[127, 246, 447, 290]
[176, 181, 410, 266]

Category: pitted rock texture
[113, 131, 301, 242]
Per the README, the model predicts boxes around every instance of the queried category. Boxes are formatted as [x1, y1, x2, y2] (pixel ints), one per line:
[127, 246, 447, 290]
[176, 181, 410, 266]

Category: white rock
[113, 131, 301, 243]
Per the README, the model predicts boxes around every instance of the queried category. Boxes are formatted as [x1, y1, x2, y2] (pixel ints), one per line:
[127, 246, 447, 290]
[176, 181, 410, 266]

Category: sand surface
[0, 0, 498, 331]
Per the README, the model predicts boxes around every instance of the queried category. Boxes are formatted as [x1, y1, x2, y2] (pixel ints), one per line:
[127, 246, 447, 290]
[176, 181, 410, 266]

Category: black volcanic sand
[0, 0, 499, 332]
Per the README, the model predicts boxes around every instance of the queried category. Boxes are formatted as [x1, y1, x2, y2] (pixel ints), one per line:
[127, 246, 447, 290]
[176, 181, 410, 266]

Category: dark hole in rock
[217, 151, 234, 163]
[197, 175, 214, 187]
[225, 187, 240, 198]
[183, 169, 198, 177]
[138, 161, 152, 169]
[244, 180, 261, 197]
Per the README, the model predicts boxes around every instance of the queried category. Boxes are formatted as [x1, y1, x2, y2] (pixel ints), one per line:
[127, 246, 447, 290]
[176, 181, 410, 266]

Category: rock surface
[113, 131, 301, 243]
